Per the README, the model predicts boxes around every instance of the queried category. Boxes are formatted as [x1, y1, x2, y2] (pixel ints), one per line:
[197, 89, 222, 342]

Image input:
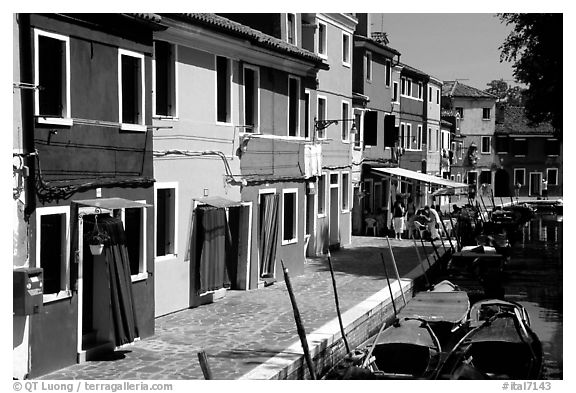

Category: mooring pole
[440, 217, 455, 252]
[420, 237, 434, 268]
[383, 238, 407, 306]
[197, 351, 213, 380]
[327, 252, 350, 354]
[449, 217, 461, 251]
[412, 237, 431, 289]
[281, 260, 316, 380]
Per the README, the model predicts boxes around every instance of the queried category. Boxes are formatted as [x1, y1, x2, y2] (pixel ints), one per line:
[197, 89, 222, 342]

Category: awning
[432, 187, 468, 197]
[74, 197, 151, 210]
[194, 196, 243, 209]
[371, 167, 469, 188]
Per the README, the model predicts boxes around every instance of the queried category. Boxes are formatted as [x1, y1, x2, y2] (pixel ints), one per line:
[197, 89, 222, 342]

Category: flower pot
[89, 244, 104, 256]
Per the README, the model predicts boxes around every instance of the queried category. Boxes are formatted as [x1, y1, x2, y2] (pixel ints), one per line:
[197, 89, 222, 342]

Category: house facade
[151, 14, 327, 316]
[13, 13, 160, 378]
[494, 105, 562, 198]
[442, 81, 497, 200]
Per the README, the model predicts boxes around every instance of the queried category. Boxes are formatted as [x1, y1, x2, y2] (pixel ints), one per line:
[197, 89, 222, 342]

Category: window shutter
[384, 115, 396, 147]
[363, 111, 378, 146]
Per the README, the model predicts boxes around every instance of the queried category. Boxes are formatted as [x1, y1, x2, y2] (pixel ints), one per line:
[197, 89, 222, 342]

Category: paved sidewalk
[39, 236, 443, 380]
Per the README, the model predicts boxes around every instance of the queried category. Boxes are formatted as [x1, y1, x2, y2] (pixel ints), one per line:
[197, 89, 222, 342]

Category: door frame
[329, 171, 340, 246]
[257, 188, 276, 286]
[529, 172, 542, 197]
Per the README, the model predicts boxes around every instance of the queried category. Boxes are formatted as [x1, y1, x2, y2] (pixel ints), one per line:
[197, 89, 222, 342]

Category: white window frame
[428, 127, 433, 152]
[341, 172, 350, 212]
[341, 100, 351, 142]
[34, 29, 72, 126]
[342, 31, 351, 67]
[36, 206, 71, 303]
[400, 122, 406, 149]
[546, 138, 560, 157]
[458, 141, 463, 159]
[317, 21, 327, 58]
[287, 75, 301, 137]
[282, 188, 299, 245]
[436, 89, 440, 104]
[456, 173, 461, 183]
[366, 52, 372, 82]
[242, 64, 260, 134]
[115, 200, 148, 282]
[418, 82, 423, 100]
[482, 107, 491, 120]
[392, 81, 399, 103]
[428, 86, 433, 103]
[215, 55, 233, 125]
[154, 182, 179, 262]
[456, 107, 464, 119]
[385, 59, 391, 87]
[406, 123, 414, 150]
[317, 95, 328, 139]
[286, 13, 297, 45]
[401, 77, 406, 95]
[481, 136, 491, 154]
[304, 89, 311, 140]
[546, 168, 558, 186]
[118, 48, 146, 131]
[407, 78, 413, 96]
[514, 168, 526, 186]
[152, 41, 179, 119]
[317, 172, 328, 217]
[417, 125, 423, 150]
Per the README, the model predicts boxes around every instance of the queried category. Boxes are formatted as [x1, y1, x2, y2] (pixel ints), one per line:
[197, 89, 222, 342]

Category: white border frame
[304, 89, 311, 140]
[482, 107, 492, 121]
[392, 81, 399, 103]
[287, 75, 301, 137]
[481, 136, 492, 154]
[317, 172, 328, 218]
[514, 168, 526, 186]
[281, 188, 299, 245]
[118, 48, 146, 131]
[154, 182, 179, 262]
[317, 95, 328, 140]
[35, 205, 71, 303]
[341, 171, 351, 213]
[33, 28, 72, 126]
[341, 31, 352, 67]
[529, 171, 542, 197]
[385, 59, 392, 87]
[286, 13, 298, 45]
[341, 99, 351, 142]
[257, 188, 277, 282]
[366, 52, 372, 82]
[152, 40, 179, 119]
[416, 124, 423, 151]
[317, 21, 328, 59]
[117, 200, 148, 282]
[546, 168, 558, 186]
[243, 64, 261, 134]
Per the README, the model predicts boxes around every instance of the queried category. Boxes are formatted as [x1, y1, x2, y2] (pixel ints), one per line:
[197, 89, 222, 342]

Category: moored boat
[435, 299, 543, 380]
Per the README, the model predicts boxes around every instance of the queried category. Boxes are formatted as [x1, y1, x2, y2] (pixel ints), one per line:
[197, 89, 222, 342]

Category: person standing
[424, 205, 441, 241]
[541, 178, 548, 200]
[392, 195, 405, 240]
[405, 197, 416, 239]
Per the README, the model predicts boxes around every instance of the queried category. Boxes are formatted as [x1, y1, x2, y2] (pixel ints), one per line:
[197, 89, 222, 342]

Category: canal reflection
[506, 213, 563, 379]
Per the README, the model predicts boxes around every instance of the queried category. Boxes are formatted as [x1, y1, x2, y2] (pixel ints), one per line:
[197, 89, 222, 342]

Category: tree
[498, 13, 562, 131]
[485, 79, 526, 106]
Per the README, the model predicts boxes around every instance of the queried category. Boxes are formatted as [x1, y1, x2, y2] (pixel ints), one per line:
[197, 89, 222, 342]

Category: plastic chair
[365, 218, 377, 236]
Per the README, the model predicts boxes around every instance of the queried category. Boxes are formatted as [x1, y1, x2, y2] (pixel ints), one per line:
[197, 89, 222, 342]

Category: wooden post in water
[383, 237, 407, 306]
[326, 252, 350, 354]
[412, 237, 431, 289]
[197, 351, 213, 380]
[280, 260, 316, 380]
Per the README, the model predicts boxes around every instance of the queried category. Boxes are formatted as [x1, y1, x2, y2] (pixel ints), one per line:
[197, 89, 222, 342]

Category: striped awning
[371, 167, 469, 188]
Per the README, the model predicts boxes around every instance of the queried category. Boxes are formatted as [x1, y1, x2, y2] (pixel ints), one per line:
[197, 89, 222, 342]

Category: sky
[371, 13, 519, 91]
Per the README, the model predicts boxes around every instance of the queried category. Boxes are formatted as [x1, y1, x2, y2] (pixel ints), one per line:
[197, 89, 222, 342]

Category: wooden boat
[435, 299, 543, 380]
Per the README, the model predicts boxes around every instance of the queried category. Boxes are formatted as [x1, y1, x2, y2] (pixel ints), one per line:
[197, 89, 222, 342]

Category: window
[545, 138, 560, 156]
[119, 49, 145, 131]
[512, 138, 528, 156]
[407, 124, 414, 149]
[401, 77, 407, 95]
[243, 66, 259, 133]
[436, 89, 440, 104]
[354, 112, 362, 148]
[288, 76, 300, 137]
[341, 101, 350, 141]
[407, 78, 412, 96]
[547, 168, 558, 185]
[441, 130, 450, 150]
[342, 32, 351, 66]
[317, 96, 327, 139]
[514, 168, 526, 186]
[428, 128, 433, 152]
[366, 52, 372, 81]
[34, 29, 71, 125]
[363, 111, 378, 146]
[36, 206, 70, 302]
[480, 170, 491, 185]
[495, 136, 509, 153]
[457, 142, 463, 159]
[318, 22, 327, 57]
[116, 203, 147, 280]
[156, 185, 177, 258]
[400, 123, 405, 149]
[216, 56, 231, 123]
[392, 81, 399, 102]
[456, 174, 461, 183]
[304, 90, 310, 139]
[481, 136, 491, 154]
[318, 174, 327, 215]
[482, 108, 491, 120]
[385, 59, 391, 87]
[287, 13, 296, 45]
[342, 172, 350, 211]
[154, 40, 177, 118]
[418, 82, 423, 100]
[455, 107, 464, 119]
[282, 189, 298, 244]
[416, 125, 423, 150]
[429, 86, 432, 102]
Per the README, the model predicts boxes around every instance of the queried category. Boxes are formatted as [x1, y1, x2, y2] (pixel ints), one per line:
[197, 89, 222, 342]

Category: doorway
[329, 183, 340, 247]
[529, 172, 542, 196]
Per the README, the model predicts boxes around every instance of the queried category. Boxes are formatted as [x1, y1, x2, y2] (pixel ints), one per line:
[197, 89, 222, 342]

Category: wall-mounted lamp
[314, 117, 357, 133]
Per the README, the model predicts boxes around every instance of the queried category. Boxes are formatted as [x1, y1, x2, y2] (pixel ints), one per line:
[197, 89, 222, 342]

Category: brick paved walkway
[39, 236, 443, 380]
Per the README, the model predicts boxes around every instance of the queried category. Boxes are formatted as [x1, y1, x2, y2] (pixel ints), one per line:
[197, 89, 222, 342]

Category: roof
[399, 62, 429, 79]
[127, 13, 162, 23]
[442, 80, 498, 99]
[495, 106, 554, 135]
[166, 13, 328, 67]
[354, 34, 401, 56]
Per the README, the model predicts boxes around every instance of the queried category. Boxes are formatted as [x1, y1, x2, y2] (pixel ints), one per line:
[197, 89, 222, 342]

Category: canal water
[505, 212, 563, 379]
